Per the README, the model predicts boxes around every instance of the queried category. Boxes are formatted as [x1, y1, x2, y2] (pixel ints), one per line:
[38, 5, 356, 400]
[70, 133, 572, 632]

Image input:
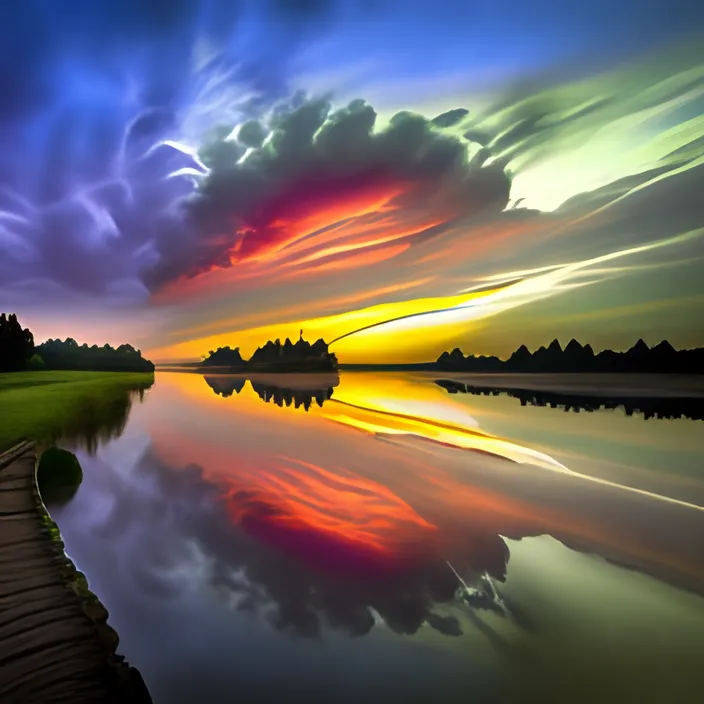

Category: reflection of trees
[202, 375, 336, 410]
[203, 376, 245, 397]
[436, 379, 704, 421]
[48, 379, 153, 454]
[249, 382, 334, 411]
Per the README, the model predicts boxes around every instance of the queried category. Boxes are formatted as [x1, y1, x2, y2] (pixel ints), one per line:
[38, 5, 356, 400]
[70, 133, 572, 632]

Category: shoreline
[0, 441, 152, 702]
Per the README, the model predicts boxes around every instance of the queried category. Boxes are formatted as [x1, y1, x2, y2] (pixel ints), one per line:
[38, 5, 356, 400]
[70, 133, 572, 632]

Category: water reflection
[435, 378, 704, 421]
[46, 377, 153, 454]
[88, 445, 514, 640]
[49, 370, 704, 703]
[204, 373, 338, 411]
[159, 371, 704, 594]
[203, 375, 246, 397]
[36, 377, 153, 506]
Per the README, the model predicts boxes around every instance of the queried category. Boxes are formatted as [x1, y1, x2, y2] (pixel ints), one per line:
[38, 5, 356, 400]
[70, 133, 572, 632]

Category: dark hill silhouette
[200, 333, 337, 373]
[36, 338, 154, 373]
[435, 379, 704, 421]
[436, 339, 703, 374]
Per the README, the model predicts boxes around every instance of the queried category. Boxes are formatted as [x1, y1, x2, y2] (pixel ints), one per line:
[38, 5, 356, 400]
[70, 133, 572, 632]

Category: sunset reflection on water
[147, 371, 704, 592]
[149, 372, 556, 581]
[49, 370, 704, 703]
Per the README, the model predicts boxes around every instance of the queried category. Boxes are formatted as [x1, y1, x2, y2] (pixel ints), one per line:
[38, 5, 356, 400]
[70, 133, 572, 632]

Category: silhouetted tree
[0, 313, 34, 371]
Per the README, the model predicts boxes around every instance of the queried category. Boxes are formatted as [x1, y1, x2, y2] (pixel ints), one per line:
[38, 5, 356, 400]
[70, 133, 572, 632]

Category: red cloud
[231, 169, 409, 263]
[145, 99, 510, 292]
[222, 456, 439, 579]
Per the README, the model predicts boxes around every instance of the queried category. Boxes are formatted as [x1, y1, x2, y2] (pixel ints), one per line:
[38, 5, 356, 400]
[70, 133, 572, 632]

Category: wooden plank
[0, 442, 152, 702]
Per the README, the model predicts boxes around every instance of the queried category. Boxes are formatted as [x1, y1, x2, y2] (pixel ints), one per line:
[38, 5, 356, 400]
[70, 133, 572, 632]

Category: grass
[0, 370, 155, 453]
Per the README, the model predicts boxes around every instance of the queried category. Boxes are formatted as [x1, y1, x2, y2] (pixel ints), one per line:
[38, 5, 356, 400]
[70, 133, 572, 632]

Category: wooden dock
[0, 441, 152, 703]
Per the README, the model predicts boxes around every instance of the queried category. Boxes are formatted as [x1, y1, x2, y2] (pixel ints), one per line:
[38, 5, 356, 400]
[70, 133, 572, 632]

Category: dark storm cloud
[89, 444, 512, 640]
[143, 97, 510, 286]
[0, 0, 352, 303]
[431, 108, 470, 128]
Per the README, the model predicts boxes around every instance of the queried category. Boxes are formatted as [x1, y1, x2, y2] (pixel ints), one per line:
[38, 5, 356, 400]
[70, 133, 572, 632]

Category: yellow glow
[148, 286, 500, 363]
[159, 370, 566, 472]
[323, 374, 567, 471]
[160, 370, 703, 513]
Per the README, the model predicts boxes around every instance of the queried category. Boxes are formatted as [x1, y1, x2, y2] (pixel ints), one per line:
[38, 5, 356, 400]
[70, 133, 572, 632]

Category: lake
[46, 371, 704, 703]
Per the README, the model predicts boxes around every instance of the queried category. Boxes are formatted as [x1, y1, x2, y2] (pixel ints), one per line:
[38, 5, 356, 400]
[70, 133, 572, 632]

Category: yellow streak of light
[323, 373, 703, 512]
[148, 286, 499, 363]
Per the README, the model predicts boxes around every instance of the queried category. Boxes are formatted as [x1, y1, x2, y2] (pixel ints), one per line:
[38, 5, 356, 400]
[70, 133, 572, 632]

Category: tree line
[0, 313, 154, 373]
[436, 338, 703, 374]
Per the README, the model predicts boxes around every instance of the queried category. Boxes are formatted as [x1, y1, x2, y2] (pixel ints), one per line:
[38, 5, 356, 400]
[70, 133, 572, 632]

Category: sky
[1, 0, 703, 363]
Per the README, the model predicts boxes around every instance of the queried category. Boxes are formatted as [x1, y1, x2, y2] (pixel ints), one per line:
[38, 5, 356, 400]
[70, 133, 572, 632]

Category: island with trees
[199, 346, 247, 370]
[0, 313, 154, 373]
[200, 331, 338, 373]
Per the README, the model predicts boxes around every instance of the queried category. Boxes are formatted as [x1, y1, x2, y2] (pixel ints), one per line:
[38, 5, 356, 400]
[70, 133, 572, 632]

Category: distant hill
[435, 339, 703, 374]
[200, 335, 337, 373]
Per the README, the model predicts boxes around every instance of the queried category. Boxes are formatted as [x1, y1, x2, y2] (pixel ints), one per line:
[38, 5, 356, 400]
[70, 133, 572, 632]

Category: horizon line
[153, 336, 701, 367]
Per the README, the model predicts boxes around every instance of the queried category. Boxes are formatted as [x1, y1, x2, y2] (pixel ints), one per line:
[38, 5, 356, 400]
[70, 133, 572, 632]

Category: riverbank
[0, 371, 154, 452]
[0, 441, 152, 702]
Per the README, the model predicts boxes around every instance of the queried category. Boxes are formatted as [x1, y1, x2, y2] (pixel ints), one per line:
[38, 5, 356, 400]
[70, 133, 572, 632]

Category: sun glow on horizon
[148, 228, 704, 364]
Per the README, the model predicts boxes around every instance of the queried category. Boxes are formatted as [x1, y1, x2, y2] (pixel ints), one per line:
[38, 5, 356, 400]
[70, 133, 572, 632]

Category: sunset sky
[1, 0, 703, 363]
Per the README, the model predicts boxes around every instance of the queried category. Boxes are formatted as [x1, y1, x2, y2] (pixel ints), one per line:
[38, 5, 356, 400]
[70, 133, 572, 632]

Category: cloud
[145, 97, 510, 287]
[467, 40, 704, 210]
[0, 0, 354, 310]
[146, 152, 704, 362]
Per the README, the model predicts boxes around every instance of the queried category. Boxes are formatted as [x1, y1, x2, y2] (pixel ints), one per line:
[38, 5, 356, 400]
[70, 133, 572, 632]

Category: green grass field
[0, 371, 155, 453]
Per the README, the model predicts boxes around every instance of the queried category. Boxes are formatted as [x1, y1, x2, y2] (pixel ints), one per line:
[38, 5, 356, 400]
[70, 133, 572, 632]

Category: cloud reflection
[93, 441, 517, 641]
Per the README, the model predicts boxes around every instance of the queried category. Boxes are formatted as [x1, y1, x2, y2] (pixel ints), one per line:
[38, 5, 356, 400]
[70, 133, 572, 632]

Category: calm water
[48, 372, 704, 704]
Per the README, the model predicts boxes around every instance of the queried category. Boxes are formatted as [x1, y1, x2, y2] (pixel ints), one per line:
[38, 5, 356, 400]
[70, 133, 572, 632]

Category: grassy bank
[0, 371, 154, 452]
